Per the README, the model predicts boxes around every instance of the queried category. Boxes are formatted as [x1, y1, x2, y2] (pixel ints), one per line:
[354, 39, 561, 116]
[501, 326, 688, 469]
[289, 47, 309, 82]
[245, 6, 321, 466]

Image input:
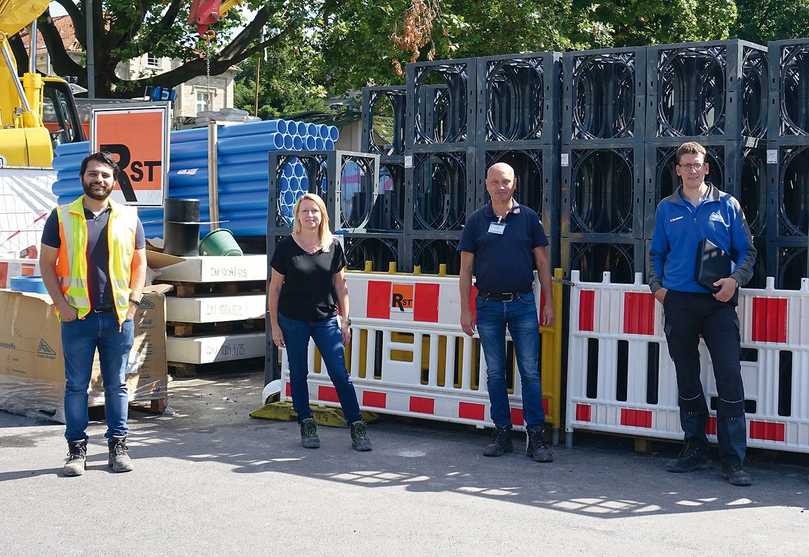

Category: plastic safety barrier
[280, 269, 564, 437]
[565, 270, 809, 454]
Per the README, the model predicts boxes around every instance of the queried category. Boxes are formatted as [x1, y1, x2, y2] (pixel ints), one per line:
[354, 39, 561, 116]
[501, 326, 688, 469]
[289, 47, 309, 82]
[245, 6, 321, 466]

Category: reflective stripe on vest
[56, 196, 137, 323]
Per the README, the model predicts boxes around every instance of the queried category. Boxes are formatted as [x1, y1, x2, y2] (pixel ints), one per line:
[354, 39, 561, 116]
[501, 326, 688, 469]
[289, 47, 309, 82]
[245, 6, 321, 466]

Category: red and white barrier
[565, 271, 809, 454]
[280, 272, 555, 431]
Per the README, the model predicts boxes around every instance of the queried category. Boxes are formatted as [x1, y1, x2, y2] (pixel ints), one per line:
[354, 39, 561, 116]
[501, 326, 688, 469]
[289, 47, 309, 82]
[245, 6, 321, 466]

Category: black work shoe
[666, 442, 708, 473]
[108, 436, 133, 473]
[350, 421, 372, 452]
[483, 426, 514, 457]
[63, 440, 87, 477]
[721, 462, 752, 486]
[300, 418, 320, 449]
[526, 426, 554, 463]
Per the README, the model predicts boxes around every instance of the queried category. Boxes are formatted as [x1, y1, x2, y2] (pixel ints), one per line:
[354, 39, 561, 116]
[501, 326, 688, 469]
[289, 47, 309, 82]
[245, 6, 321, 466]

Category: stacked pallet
[154, 254, 267, 377]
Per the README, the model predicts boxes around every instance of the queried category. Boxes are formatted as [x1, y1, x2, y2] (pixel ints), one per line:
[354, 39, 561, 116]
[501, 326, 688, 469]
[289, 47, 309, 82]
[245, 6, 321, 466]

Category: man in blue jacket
[649, 142, 756, 486]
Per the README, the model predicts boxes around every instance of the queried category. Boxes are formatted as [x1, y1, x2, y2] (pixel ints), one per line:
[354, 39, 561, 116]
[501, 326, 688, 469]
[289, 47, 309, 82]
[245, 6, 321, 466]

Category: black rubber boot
[108, 436, 133, 473]
[63, 439, 87, 477]
[666, 441, 708, 473]
[721, 462, 752, 486]
[350, 421, 372, 452]
[300, 418, 320, 449]
[526, 426, 554, 463]
[483, 427, 513, 457]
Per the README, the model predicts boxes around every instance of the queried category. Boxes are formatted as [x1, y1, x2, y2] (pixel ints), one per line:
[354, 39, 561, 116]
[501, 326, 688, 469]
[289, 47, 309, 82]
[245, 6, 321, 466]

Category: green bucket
[198, 228, 243, 256]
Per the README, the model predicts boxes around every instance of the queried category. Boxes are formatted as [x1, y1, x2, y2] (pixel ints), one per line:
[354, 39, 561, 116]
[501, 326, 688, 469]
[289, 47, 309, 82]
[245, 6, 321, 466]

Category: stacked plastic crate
[560, 47, 648, 283]
[766, 39, 809, 289]
[476, 52, 562, 267]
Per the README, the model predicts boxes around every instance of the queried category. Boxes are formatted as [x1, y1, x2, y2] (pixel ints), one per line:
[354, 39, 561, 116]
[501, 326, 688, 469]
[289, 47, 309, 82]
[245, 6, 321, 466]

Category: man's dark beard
[82, 182, 112, 201]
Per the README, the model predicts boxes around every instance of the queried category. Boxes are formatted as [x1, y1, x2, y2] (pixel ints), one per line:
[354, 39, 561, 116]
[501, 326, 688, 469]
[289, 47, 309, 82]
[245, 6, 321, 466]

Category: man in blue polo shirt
[649, 141, 756, 486]
[459, 162, 554, 461]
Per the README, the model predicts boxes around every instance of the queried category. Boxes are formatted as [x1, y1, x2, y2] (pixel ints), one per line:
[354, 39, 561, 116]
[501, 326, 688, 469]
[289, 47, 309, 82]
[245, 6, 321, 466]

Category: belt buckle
[502, 293, 514, 302]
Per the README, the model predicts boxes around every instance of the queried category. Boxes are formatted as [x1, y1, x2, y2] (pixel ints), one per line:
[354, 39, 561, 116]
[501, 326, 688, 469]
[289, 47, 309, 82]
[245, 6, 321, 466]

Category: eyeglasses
[677, 163, 705, 171]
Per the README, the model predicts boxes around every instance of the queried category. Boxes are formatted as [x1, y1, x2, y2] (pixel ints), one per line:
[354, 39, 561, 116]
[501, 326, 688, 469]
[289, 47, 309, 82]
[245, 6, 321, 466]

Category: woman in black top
[268, 193, 371, 451]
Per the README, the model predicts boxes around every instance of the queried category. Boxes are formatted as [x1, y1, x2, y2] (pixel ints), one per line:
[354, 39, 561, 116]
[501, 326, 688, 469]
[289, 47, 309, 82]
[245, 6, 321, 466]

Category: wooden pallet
[166, 318, 266, 338]
[168, 357, 265, 378]
[157, 280, 266, 298]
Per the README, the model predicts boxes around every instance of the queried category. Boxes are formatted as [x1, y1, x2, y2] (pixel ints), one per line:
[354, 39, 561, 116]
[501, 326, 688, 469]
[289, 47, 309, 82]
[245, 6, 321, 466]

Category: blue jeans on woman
[61, 311, 134, 442]
[476, 291, 545, 429]
[279, 314, 362, 424]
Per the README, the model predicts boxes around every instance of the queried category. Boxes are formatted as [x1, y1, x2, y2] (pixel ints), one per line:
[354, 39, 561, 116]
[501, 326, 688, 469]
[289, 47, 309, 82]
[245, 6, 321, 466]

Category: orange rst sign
[91, 106, 169, 206]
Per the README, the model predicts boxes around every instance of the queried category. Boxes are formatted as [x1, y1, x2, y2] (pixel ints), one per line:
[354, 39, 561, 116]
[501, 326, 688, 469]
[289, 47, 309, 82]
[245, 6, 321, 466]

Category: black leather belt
[478, 291, 529, 302]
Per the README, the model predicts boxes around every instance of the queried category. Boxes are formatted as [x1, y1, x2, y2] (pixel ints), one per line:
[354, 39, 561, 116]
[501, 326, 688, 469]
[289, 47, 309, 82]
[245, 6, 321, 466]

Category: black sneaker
[108, 436, 133, 473]
[483, 427, 514, 457]
[526, 426, 553, 463]
[721, 462, 752, 486]
[63, 440, 87, 477]
[666, 441, 708, 473]
[350, 421, 372, 451]
[300, 418, 320, 449]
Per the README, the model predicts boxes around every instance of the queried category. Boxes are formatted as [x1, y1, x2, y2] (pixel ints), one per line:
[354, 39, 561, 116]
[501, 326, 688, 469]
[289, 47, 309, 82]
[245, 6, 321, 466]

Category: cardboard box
[0, 285, 170, 422]
[166, 294, 266, 323]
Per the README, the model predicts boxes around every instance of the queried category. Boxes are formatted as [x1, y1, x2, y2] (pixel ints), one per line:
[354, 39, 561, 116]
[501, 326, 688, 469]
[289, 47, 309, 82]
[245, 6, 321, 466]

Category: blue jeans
[279, 314, 362, 424]
[476, 292, 545, 429]
[61, 311, 134, 442]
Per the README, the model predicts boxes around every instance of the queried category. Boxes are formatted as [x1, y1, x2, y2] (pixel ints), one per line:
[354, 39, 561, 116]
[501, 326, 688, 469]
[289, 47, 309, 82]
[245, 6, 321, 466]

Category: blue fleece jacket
[648, 184, 756, 293]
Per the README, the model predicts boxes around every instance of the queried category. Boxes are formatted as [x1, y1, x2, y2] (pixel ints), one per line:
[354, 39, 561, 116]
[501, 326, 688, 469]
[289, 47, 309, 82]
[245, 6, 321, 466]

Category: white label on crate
[404, 155, 413, 168]
[561, 153, 569, 167]
[767, 149, 778, 164]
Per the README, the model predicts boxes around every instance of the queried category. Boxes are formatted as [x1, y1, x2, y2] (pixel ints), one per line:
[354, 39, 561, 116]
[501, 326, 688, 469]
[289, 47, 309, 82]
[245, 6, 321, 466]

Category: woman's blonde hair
[292, 193, 333, 251]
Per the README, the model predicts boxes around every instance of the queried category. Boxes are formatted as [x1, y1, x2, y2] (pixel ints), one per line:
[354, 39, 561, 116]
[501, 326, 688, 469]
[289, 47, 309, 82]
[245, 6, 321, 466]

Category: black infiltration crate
[267, 150, 380, 237]
[406, 58, 478, 152]
[476, 52, 561, 146]
[361, 86, 407, 159]
[765, 240, 809, 290]
[341, 232, 405, 272]
[561, 143, 645, 240]
[766, 143, 809, 242]
[408, 238, 462, 275]
[767, 38, 809, 138]
[562, 239, 646, 284]
[646, 40, 768, 141]
[404, 148, 477, 233]
[562, 47, 647, 144]
[476, 144, 560, 266]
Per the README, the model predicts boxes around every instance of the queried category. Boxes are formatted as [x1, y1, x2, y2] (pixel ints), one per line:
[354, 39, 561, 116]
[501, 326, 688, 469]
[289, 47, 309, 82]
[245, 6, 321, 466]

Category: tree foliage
[10, 0, 319, 98]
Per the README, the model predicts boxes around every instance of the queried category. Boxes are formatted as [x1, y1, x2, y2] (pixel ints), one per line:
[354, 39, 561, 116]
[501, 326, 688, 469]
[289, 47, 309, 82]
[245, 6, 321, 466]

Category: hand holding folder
[695, 239, 732, 294]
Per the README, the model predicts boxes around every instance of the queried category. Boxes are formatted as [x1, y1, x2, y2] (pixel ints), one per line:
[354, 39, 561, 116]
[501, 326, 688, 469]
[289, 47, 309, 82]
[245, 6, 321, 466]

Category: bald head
[485, 162, 517, 205]
[487, 162, 515, 181]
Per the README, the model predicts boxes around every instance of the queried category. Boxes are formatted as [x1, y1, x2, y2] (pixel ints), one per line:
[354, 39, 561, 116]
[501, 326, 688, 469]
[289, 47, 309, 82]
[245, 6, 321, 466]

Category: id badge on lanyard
[488, 216, 506, 235]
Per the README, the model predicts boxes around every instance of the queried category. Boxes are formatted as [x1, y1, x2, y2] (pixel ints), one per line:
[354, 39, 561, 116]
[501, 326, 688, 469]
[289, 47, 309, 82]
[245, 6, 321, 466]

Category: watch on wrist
[342, 317, 352, 328]
[129, 297, 142, 306]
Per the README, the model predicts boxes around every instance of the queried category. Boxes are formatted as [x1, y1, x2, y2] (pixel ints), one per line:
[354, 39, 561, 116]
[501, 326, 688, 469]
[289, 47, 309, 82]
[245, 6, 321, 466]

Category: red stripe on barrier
[576, 404, 592, 422]
[414, 283, 440, 323]
[579, 290, 595, 331]
[458, 401, 485, 420]
[285, 382, 292, 397]
[706, 416, 717, 435]
[317, 385, 339, 403]
[0, 262, 8, 288]
[510, 408, 524, 426]
[362, 391, 386, 408]
[750, 420, 785, 442]
[623, 292, 655, 335]
[409, 396, 435, 414]
[751, 297, 788, 343]
[367, 281, 392, 319]
[620, 408, 653, 428]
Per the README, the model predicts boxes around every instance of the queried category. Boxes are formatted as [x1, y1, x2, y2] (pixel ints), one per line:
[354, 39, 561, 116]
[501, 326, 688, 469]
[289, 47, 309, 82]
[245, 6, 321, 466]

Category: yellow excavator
[0, 0, 85, 168]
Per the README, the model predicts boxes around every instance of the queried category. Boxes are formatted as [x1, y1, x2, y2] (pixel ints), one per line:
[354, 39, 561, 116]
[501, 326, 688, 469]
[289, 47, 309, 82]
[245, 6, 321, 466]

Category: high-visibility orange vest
[55, 196, 139, 324]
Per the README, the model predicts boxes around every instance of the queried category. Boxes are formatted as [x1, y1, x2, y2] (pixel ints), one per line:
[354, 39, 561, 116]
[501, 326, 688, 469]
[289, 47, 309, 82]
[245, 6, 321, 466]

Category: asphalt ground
[1, 371, 808, 556]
